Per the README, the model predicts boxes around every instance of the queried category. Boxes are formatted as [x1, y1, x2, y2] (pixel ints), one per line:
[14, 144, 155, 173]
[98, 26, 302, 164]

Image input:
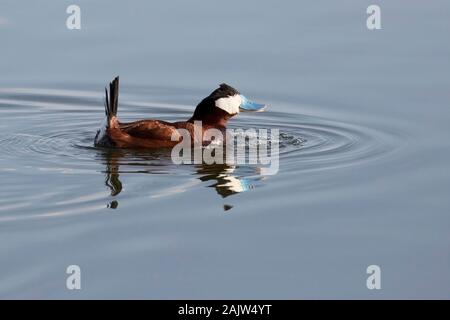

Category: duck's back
[119, 119, 179, 140]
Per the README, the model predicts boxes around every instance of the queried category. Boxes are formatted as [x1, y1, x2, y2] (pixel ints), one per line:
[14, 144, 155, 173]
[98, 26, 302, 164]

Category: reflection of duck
[98, 150, 259, 209]
[99, 149, 123, 209]
[196, 164, 253, 198]
[103, 150, 122, 196]
[95, 77, 266, 148]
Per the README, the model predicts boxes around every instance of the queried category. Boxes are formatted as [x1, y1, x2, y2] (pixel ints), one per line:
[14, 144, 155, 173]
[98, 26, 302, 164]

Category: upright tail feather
[105, 76, 119, 123]
[95, 76, 119, 146]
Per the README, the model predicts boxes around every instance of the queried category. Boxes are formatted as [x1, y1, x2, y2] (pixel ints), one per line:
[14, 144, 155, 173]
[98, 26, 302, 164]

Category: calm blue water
[1, 1, 449, 298]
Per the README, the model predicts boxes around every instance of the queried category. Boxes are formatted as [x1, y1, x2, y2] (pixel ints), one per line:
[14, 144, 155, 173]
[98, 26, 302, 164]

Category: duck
[94, 76, 266, 148]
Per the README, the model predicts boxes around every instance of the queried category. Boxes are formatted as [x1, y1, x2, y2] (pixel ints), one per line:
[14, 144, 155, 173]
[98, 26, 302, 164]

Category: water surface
[0, 1, 449, 298]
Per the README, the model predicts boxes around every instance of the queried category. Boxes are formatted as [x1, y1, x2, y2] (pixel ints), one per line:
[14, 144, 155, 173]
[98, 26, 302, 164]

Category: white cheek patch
[215, 94, 241, 115]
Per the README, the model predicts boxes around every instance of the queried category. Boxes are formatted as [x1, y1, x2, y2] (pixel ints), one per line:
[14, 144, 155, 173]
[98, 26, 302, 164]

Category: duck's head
[189, 83, 266, 127]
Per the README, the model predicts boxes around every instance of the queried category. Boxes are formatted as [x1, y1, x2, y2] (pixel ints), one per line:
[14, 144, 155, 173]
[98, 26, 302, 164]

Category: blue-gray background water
[1, 0, 449, 298]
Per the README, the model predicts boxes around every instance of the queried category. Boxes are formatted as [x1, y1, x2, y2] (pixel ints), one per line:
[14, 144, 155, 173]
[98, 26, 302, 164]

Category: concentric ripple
[0, 87, 401, 221]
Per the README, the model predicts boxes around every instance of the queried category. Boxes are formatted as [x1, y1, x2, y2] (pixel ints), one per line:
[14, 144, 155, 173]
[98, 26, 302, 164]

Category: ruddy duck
[94, 77, 266, 148]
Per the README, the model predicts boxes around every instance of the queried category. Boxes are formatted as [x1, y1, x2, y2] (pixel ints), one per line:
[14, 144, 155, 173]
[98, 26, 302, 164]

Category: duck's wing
[118, 120, 181, 141]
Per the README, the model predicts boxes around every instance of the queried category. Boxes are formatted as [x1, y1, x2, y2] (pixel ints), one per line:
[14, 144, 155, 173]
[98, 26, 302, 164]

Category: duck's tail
[105, 76, 119, 123]
[94, 76, 120, 146]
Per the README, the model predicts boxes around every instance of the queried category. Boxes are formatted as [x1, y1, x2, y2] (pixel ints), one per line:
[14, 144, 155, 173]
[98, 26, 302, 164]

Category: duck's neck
[189, 112, 231, 129]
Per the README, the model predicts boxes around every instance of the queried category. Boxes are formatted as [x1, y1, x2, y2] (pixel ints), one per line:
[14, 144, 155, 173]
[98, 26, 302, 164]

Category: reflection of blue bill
[218, 175, 252, 193]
